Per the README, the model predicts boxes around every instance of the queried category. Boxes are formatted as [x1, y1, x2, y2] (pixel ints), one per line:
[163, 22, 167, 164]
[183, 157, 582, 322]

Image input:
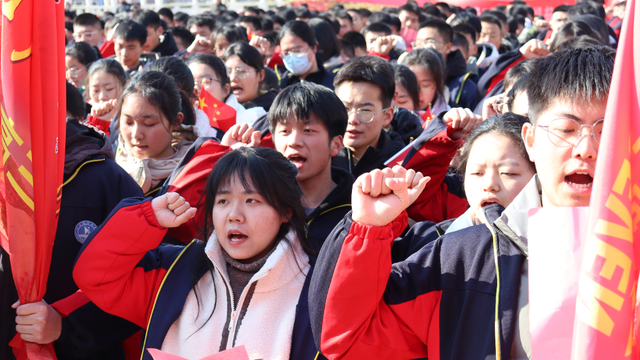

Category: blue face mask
[282, 51, 313, 75]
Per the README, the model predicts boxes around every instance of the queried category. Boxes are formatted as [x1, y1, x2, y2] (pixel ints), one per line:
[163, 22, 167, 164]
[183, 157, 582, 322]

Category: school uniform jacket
[73, 198, 326, 360]
[308, 202, 528, 360]
[332, 129, 405, 179]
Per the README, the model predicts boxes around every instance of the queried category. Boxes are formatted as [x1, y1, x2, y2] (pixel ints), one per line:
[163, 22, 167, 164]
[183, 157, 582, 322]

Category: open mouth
[565, 172, 593, 189]
[231, 86, 243, 94]
[228, 231, 248, 243]
[287, 154, 307, 168]
[480, 199, 501, 208]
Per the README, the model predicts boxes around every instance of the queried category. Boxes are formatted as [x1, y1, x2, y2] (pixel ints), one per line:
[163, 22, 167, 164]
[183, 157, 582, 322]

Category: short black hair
[186, 15, 215, 32]
[186, 53, 230, 86]
[278, 20, 317, 47]
[554, 4, 571, 13]
[334, 56, 396, 108]
[419, 18, 453, 43]
[556, 34, 602, 52]
[168, 26, 195, 48]
[503, 59, 535, 91]
[238, 15, 262, 31]
[295, 7, 312, 19]
[336, 10, 353, 23]
[450, 12, 481, 33]
[132, 9, 161, 29]
[158, 8, 174, 22]
[65, 41, 101, 66]
[399, 2, 421, 16]
[278, 8, 297, 22]
[361, 22, 392, 37]
[507, 15, 525, 34]
[341, 31, 367, 51]
[452, 23, 477, 45]
[389, 16, 402, 33]
[483, 10, 507, 26]
[465, 7, 478, 16]
[548, 20, 599, 52]
[74, 13, 102, 29]
[568, 1, 606, 19]
[268, 82, 348, 141]
[479, 13, 502, 30]
[260, 17, 274, 32]
[393, 64, 420, 110]
[222, 42, 264, 72]
[367, 12, 393, 26]
[66, 81, 87, 119]
[526, 46, 615, 123]
[214, 25, 249, 43]
[452, 33, 469, 58]
[174, 12, 189, 24]
[113, 20, 147, 45]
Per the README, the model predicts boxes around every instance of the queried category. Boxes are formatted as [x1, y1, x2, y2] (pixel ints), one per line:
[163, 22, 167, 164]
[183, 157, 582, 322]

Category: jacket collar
[204, 230, 309, 293]
[499, 175, 543, 244]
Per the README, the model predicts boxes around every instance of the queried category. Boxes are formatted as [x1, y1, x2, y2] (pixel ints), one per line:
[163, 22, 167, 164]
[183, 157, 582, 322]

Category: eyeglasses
[345, 107, 391, 124]
[66, 64, 88, 78]
[194, 77, 222, 89]
[73, 30, 96, 41]
[419, 82, 436, 92]
[494, 96, 511, 114]
[280, 45, 309, 57]
[537, 118, 604, 147]
[227, 67, 255, 79]
[411, 39, 444, 49]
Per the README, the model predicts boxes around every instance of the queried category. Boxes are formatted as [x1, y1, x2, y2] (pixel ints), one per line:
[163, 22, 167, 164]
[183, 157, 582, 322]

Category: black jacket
[0, 119, 143, 360]
[332, 129, 405, 179]
[153, 31, 179, 57]
[306, 167, 354, 252]
[277, 57, 336, 90]
[249, 89, 278, 112]
[390, 107, 423, 145]
[446, 49, 478, 110]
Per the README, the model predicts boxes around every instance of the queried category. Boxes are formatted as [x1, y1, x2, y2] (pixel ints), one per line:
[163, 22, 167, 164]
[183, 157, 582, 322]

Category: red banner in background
[571, 0, 640, 358]
[0, 0, 66, 358]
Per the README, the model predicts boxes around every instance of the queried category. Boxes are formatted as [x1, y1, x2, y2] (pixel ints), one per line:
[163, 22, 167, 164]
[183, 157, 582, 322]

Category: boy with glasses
[308, 45, 615, 360]
[414, 19, 479, 110]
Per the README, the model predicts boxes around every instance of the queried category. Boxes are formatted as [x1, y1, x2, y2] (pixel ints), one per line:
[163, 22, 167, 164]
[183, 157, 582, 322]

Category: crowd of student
[0, 0, 625, 359]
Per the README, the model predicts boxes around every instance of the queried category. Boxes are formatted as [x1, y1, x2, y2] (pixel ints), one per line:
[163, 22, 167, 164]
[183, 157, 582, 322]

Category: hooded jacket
[1, 119, 144, 360]
[306, 167, 354, 252]
[446, 49, 479, 110]
[309, 201, 528, 360]
[389, 107, 424, 145]
[73, 198, 326, 360]
[332, 129, 405, 179]
[152, 31, 179, 57]
[476, 50, 524, 100]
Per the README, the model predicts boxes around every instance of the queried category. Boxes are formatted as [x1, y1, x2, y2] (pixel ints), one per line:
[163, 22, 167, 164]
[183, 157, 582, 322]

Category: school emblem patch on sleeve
[74, 221, 98, 244]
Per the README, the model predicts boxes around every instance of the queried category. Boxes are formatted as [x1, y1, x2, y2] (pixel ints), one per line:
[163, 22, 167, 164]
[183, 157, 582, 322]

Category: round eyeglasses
[537, 118, 604, 147]
[345, 107, 391, 124]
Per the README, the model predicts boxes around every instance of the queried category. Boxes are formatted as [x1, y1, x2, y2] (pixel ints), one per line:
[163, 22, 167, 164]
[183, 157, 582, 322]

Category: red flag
[0, 0, 66, 358]
[198, 90, 236, 132]
[571, 0, 640, 358]
[384, 142, 413, 167]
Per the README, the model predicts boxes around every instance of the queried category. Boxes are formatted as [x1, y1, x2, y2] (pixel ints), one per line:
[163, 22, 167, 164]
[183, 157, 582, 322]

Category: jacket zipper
[484, 222, 502, 359]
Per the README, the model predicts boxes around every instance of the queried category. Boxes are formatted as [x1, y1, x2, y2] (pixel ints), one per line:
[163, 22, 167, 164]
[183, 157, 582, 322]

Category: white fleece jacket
[160, 231, 309, 360]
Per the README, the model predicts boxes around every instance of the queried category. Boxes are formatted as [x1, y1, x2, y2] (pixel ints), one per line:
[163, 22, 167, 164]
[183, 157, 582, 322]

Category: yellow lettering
[625, 281, 637, 356]
[11, 46, 31, 62]
[6, 171, 34, 211]
[612, 159, 631, 198]
[577, 273, 624, 336]
[1, 104, 24, 145]
[26, 150, 31, 161]
[594, 194, 633, 243]
[633, 136, 640, 154]
[18, 165, 32, 186]
[2, 0, 22, 21]
[583, 236, 632, 293]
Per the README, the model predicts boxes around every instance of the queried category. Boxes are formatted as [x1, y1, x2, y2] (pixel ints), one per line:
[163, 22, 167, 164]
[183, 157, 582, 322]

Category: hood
[153, 31, 178, 57]
[252, 89, 278, 112]
[64, 118, 114, 180]
[307, 167, 355, 220]
[391, 107, 423, 145]
[446, 49, 469, 80]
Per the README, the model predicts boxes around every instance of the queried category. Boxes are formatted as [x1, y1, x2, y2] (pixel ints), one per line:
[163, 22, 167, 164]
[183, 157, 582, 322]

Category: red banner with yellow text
[571, 0, 640, 358]
[0, 0, 66, 358]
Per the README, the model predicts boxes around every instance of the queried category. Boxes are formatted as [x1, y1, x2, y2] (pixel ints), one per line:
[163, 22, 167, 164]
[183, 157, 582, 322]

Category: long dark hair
[190, 147, 312, 334]
[400, 48, 447, 102]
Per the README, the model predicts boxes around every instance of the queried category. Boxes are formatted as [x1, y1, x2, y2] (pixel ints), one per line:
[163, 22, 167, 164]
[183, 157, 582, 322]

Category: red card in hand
[147, 346, 250, 360]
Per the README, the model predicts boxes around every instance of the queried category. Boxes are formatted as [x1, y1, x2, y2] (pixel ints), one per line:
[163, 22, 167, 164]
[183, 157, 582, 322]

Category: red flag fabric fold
[571, 0, 640, 358]
[198, 90, 237, 133]
[1, 0, 66, 358]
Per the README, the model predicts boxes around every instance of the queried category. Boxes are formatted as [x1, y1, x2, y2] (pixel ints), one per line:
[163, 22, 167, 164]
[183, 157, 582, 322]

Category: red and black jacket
[309, 204, 528, 359]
